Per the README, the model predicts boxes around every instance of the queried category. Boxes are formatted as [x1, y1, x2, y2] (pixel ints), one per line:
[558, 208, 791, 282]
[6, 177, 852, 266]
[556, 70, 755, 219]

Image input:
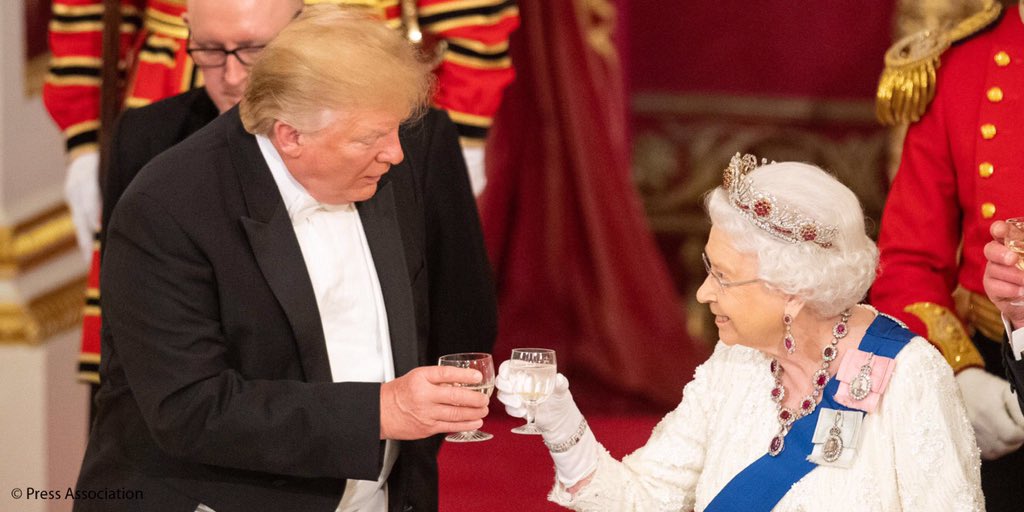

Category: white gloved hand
[956, 367, 1024, 459]
[496, 360, 598, 487]
[64, 151, 102, 262]
[461, 145, 486, 198]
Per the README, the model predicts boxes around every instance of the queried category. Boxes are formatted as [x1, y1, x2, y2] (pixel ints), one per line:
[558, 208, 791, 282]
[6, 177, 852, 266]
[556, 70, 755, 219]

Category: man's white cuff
[1002, 316, 1024, 361]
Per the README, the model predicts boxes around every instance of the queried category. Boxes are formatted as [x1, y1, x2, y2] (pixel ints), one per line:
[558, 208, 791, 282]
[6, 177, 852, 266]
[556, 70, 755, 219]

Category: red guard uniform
[871, 6, 1024, 510]
[43, 0, 518, 383]
[872, 7, 1022, 372]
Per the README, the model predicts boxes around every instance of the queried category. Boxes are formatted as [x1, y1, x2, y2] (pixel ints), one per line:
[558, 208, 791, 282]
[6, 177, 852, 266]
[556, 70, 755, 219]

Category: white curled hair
[705, 161, 878, 317]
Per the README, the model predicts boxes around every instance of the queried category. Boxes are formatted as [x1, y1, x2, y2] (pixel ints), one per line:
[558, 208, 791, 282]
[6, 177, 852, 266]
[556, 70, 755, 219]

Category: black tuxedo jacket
[101, 87, 219, 234]
[1004, 338, 1024, 415]
[75, 106, 496, 512]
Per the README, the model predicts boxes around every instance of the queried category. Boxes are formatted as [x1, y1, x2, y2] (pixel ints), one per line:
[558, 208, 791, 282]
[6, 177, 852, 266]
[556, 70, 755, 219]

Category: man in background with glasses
[100, 0, 301, 235]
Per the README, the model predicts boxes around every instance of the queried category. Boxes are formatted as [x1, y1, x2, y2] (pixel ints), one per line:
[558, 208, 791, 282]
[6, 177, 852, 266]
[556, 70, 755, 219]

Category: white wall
[0, 0, 65, 225]
[0, 331, 89, 512]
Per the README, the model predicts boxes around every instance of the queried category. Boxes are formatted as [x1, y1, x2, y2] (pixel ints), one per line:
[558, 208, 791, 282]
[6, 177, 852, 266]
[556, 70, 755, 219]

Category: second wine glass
[509, 348, 557, 435]
[438, 352, 494, 442]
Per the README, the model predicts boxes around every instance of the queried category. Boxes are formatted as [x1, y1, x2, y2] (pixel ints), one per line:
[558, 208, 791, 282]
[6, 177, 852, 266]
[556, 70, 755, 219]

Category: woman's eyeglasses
[702, 252, 761, 289]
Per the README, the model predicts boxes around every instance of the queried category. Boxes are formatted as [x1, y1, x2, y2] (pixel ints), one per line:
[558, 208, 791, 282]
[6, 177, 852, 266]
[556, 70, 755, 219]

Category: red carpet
[439, 414, 662, 511]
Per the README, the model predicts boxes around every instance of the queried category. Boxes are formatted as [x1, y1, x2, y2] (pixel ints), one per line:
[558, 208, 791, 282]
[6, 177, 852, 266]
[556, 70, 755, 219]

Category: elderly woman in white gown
[496, 155, 984, 511]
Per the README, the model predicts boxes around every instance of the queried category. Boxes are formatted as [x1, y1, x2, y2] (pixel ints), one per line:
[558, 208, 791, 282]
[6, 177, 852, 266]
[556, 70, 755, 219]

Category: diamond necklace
[768, 309, 851, 456]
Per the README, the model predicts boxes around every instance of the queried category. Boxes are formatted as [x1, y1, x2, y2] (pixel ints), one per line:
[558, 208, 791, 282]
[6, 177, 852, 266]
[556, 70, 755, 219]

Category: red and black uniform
[44, 0, 196, 160]
[44, 0, 195, 384]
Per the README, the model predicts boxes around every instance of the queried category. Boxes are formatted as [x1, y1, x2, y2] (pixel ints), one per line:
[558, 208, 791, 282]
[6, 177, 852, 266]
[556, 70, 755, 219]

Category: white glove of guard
[461, 145, 486, 198]
[64, 151, 101, 262]
[956, 367, 1024, 460]
[495, 360, 598, 487]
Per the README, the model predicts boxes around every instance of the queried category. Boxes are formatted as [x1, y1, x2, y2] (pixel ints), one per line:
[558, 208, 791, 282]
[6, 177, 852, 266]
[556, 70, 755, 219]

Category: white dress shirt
[257, 135, 397, 512]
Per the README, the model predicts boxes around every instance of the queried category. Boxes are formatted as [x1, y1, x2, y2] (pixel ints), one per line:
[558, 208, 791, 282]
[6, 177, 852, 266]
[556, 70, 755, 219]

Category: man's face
[288, 109, 406, 205]
[186, 0, 300, 113]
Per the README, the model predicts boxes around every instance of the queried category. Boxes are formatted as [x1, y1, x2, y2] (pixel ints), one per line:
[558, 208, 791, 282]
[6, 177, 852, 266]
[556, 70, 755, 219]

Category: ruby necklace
[768, 309, 851, 456]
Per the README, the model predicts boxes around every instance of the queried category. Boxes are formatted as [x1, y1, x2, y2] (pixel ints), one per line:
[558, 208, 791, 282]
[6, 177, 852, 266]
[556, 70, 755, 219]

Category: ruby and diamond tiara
[722, 153, 838, 249]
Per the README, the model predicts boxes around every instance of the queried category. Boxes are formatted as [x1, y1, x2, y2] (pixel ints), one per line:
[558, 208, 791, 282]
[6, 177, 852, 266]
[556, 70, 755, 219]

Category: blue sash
[704, 315, 914, 512]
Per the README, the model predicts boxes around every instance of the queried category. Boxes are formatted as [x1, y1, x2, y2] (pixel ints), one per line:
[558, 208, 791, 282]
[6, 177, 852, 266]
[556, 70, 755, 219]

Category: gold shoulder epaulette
[875, 0, 1003, 126]
[904, 302, 985, 373]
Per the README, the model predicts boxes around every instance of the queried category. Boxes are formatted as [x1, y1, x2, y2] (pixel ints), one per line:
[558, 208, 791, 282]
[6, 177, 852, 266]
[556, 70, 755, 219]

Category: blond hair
[240, 4, 434, 135]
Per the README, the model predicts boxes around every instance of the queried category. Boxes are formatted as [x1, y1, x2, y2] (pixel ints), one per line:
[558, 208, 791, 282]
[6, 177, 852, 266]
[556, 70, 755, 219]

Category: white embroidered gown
[550, 337, 984, 511]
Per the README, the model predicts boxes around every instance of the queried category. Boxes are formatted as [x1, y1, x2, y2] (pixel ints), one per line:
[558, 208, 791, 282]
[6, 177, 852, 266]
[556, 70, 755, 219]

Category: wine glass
[1005, 217, 1024, 305]
[508, 348, 557, 435]
[438, 352, 494, 442]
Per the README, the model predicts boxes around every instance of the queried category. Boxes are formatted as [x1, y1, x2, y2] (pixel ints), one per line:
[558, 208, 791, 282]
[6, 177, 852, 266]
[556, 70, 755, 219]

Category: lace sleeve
[549, 346, 725, 511]
[886, 338, 984, 510]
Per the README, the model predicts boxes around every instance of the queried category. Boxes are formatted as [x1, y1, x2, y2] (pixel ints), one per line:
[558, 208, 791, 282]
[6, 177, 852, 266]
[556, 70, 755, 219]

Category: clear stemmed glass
[438, 352, 494, 442]
[509, 348, 557, 435]
[1006, 217, 1024, 306]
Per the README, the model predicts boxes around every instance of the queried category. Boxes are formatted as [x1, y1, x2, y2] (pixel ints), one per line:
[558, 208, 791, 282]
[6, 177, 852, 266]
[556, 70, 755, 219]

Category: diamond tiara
[721, 153, 838, 249]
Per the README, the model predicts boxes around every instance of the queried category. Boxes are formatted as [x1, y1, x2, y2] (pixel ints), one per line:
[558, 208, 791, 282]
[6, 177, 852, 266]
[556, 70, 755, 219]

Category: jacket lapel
[357, 173, 419, 378]
[225, 109, 333, 383]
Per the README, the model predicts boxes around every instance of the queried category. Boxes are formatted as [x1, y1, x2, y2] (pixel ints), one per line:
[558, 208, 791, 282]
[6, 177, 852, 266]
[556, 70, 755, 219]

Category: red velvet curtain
[480, 0, 706, 410]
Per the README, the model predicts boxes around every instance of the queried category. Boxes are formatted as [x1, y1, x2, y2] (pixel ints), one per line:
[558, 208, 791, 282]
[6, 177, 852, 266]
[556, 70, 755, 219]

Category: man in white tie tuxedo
[73, 6, 497, 512]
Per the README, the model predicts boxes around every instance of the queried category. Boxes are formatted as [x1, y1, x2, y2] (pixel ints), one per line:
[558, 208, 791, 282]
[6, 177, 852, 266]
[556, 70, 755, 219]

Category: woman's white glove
[956, 367, 1024, 459]
[495, 360, 598, 487]
[64, 151, 101, 262]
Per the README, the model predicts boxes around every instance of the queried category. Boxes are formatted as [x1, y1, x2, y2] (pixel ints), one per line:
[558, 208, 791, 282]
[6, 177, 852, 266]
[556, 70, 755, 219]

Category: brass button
[982, 202, 996, 219]
[987, 87, 1004, 102]
[981, 123, 997, 139]
[979, 162, 994, 178]
[995, 51, 1011, 67]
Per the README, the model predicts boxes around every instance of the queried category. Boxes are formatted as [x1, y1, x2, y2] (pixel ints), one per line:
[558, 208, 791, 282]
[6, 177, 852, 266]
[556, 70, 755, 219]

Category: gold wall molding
[0, 204, 78, 277]
[635, 125, 888, 230]
[0, 205, 83, 344]
[632, 93, 878, 125]
[0, 276, 86, 345]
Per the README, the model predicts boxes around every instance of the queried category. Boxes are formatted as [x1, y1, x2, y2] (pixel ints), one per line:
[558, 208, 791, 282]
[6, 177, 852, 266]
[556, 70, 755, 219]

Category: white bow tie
[290, 197, 353, 224]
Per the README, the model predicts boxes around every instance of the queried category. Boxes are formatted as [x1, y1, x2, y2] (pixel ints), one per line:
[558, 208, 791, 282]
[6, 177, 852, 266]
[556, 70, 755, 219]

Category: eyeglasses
[186, 44, 266, 68]
[702, 252, 761, 290]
